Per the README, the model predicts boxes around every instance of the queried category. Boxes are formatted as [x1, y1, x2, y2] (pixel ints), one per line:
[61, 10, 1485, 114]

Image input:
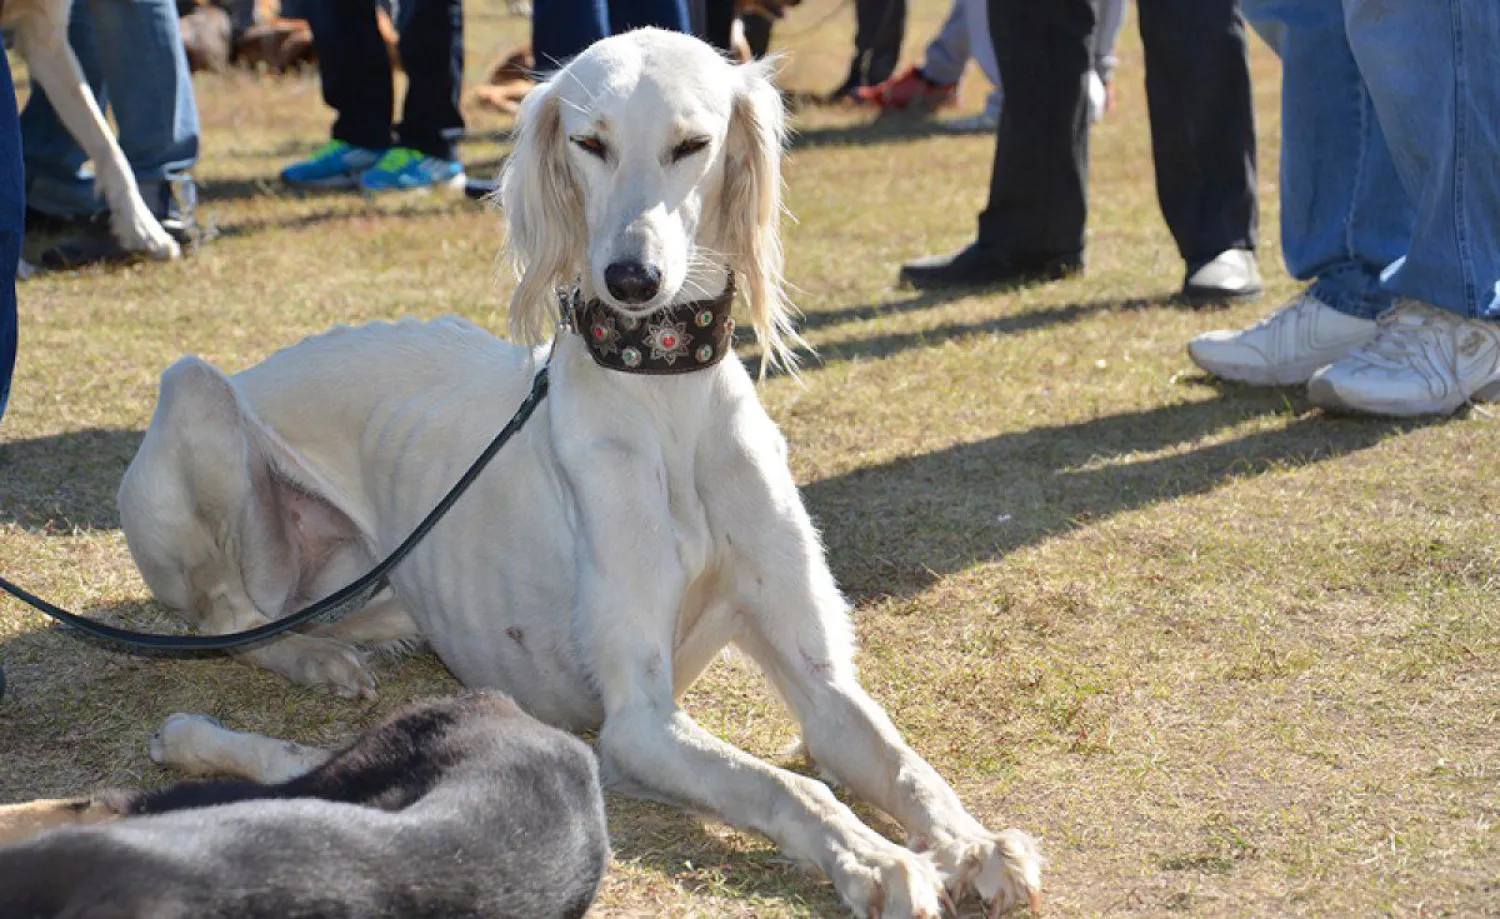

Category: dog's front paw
[284, 635, 377, 700]
[110, 210, 181, 261]
[927, 828, 1043, 916]
[833, 845, 947, 919]
[149, 713, 228, 775]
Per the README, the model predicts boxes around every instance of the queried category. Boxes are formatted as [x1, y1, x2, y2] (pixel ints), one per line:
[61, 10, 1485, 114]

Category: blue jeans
[0, 51, 21, 425]
[19, 0, 199, 219]
[1242, 0, 1500, 321]
[532, 0, 693, 69]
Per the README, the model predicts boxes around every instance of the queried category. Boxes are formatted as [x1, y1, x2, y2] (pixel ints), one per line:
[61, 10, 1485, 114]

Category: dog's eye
[572, 136, 609, 160]
[670, 137, 711, 163]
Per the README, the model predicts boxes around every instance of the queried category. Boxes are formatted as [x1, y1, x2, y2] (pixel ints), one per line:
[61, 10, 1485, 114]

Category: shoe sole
[1185, 349, 1332, 387]
[1180, 283, 1265, 307]
[359, 173, 468, 195]
[1309, 376, 1500, 417]
[282, 174, 365, 190]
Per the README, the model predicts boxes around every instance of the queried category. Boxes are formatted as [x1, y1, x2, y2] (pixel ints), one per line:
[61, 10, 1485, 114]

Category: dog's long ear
[716, 58, 805, 377]
[500, 80, 586, 347]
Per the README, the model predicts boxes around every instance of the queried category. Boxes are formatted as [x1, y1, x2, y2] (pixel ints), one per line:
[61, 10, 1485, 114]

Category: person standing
[1188, 0, 1500, 417]
[280, 0, 466, 193]
[532, 0, 693, 70]
[899, 0, 1262, 305]
[20, 0, 199, 268]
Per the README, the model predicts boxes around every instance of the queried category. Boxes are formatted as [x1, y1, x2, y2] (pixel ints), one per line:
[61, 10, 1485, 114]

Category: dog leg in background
[0, 798, 120, 846]
[314, 590, 420, 647]
[6, 11, 180, 260]
[149, 713, 332, 782]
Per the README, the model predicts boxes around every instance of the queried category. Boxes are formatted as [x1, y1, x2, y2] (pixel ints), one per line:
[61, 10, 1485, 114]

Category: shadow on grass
[789, 115, 961, 151]
[751, 294, 1182, 379]
[0, 427, 143, 531]
[604, 796, 847, 914]
[805, 387, 1437, 599]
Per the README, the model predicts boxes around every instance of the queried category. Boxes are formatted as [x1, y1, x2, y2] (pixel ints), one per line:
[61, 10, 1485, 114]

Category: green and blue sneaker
[280, 141, 383, 189]
[358, 147, 466, 193]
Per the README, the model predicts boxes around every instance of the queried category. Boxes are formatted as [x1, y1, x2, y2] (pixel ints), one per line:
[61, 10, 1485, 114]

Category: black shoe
[464, 177, 499, 202]
[24, 206, 106, 236]
[35, 180, 199, 271]
[898, 242, 1083, 290]
[36, 221, 142, 270]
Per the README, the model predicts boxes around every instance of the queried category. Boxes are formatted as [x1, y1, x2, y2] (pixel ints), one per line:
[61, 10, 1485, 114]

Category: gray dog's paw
[150, 712, 228, 774]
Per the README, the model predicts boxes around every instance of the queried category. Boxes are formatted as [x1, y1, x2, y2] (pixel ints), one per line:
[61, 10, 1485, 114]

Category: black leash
[0, 363, 551, 655]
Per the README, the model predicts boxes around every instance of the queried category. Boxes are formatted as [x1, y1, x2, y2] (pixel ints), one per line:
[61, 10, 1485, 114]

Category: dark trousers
[835, 0, 907, 92]
[306, 0, 464, 161]
[979, 0, 1258, 264]
[533, 0, 692, 69]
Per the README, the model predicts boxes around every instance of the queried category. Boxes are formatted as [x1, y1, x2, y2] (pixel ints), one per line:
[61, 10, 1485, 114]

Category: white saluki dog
[3, 0, 180, 260]
[116, 29, 1041, 918]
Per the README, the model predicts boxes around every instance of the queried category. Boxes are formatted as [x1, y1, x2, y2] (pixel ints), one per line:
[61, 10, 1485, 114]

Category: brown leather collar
[565, 275, 736, 375]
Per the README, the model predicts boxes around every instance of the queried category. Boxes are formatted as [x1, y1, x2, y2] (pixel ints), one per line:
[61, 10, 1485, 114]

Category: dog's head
[500, 28, 799, 373]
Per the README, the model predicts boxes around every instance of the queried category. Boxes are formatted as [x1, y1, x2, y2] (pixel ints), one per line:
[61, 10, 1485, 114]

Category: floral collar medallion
[566, 274, 737, 375]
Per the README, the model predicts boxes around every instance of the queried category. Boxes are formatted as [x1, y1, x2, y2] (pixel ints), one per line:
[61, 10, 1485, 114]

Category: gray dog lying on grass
[0, 692, 609, 918]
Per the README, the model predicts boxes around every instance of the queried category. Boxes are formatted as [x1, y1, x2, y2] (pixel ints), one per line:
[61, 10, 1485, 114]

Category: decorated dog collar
[565, 274, 737, 375]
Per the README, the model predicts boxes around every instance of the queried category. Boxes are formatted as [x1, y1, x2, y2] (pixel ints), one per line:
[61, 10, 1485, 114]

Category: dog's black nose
[604, 262, 662, 304]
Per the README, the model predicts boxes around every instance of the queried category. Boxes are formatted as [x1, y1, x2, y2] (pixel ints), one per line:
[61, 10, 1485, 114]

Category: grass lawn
[2, 3, 1497, 916]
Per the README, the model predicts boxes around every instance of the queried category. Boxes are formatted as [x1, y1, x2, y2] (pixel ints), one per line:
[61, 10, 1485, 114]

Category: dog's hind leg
[8, 12, 180, 260]
[148, 713, 332, 782]
[313, 590, 420, 648]
[121, 358, 376, 699]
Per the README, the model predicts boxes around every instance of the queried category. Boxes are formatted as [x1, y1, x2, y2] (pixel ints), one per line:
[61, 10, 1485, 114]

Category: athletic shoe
[1307, 298, 1500, 416]
[857, 66, 957, 111]
[939, 110, 999, 134]
[358, 147, 466, 193]
[1182, 248, 1263, 304]
[1187, 291, 1379, 386]
[280, 140, 382, 189]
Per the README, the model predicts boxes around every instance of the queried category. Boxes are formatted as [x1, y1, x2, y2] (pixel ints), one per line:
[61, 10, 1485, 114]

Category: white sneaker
[1187, 290, 1380, 386]
[1307, 298, 1500, 416]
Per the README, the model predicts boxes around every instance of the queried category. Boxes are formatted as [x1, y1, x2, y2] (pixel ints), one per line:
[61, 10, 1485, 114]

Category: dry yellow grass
[2, 4, 1498, 917]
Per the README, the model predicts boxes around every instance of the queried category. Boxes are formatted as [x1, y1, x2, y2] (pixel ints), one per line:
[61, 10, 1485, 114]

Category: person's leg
[978, 0, 1094, 256]
[920, 0, 973, 86]
[1344, 0, 1500, 321]
[1137, 0, 1260, 300]
[742, 12, 774, 59]
[1304, 0, 1500, 415]
[85, 0, 200, 217]
[19, 0, 101, 220]
[700, 0, 735, 53]
[831, 0, 906, 98]
[964, 0, 997, 86]
[393, 0, 465, 162]
[305, 0, 394, 152]
[532, 0, 608, 70]
[1188, 0, 1405, 387]
[0, 50, 21, 425]
[900, 0, 1096, 287]
[1246, 0, 1407, 319]
[606, 0, 693, 35]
